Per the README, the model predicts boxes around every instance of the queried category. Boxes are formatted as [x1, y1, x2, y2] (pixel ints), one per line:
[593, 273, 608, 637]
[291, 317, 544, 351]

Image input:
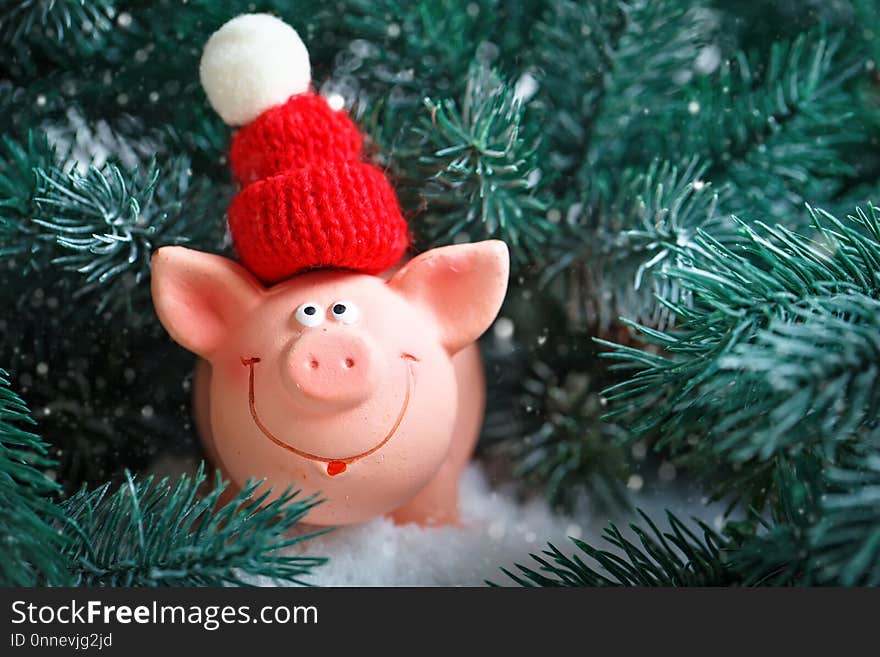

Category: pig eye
[294, 302, 324, 328]
[330, 301, 360, 325]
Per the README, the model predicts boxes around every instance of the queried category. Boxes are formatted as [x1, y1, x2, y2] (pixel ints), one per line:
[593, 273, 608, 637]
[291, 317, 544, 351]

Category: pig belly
[388, 343, 484, 526]
[191, 344, 485, 525]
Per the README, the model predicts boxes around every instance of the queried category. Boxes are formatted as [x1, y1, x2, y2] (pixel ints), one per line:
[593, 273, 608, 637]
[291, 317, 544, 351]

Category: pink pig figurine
[150, 14, 511, 526]
[151, 242, 508, 526]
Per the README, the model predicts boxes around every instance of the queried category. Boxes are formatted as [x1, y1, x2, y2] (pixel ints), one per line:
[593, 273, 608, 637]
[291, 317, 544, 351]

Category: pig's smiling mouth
[241, 353, 418, 476]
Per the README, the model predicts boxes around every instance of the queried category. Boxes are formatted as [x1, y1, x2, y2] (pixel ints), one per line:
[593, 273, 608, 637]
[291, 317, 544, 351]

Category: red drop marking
[327, 461, 346, 476]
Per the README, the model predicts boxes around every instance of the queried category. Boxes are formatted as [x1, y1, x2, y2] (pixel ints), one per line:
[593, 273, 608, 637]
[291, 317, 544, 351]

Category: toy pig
[150, 14, 510, 526]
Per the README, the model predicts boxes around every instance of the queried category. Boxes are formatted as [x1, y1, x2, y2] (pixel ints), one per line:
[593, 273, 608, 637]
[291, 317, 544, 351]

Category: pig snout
[286, 330, 382, 408]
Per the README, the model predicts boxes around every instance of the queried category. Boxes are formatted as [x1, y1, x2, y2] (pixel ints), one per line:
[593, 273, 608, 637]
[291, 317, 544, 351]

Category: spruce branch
[0, 130, 57, 224]
[728, 446, 880, 587]
[684, 32, 865, 218]
[0, 133, 225, 490]
[0, 370, 70, 586]
[0, 131, 228, 316]
[334, 0, 506, 105]
[708, 295, 880, 458]
[548, 158, 728, 330]
[599, 204, 880, 501]
[852, 0, 880, 65]
[483, 324, 630, 511]
[494, 511, 735, 587]
[502, 459, 880, 586]
[0, 0, 115, 52]
[32, 156, 215, 309]
[0, 1, 335, 163]
[416, 63, 554, 266]
[809, 440, 880, 586]
[726, 453, 823, 586]
[533, 0, 712, 191]
[61, 463, 326, 587]
[530, 0, 624, 177]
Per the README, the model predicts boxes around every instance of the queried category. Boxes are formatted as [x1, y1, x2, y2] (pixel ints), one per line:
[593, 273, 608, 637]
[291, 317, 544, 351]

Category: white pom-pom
[199, 14, 311, 126]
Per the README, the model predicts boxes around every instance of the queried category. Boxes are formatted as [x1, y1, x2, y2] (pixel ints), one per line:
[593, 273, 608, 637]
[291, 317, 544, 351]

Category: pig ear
[388, 241, 509, 354]
[151, 246, 265, 358]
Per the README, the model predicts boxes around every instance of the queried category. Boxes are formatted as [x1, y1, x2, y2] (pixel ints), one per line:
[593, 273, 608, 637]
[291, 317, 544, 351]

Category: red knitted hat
[200, 14, 410, 283]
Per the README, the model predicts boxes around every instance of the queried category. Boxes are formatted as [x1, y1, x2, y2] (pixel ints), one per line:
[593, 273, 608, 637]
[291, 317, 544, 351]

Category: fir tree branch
[683, 32, 865, 219]
[852, 0, 880, 65]
[598, 204, 880, 501]
[724, 453, 823, 585]
[727, 446, 880, 587]
[414, 63, 555, 266]
[0, 133, 224, 489]
[0, 370, 70, 586]
[0, 1, 337, 163]
[547, 158, 728, 330]
[483, 321, 630, 511]
[61, 464, 327, 586]
[533, 0, 712, 191]
[494, 510, 736, 586]
[1, 326, 203, 493]
[0, 130, 228, 317]
[530, 0, 625, 177]
[809, 440, 880, 585]
[709, 295, 880, 457]
[334, 0, 507, 104]
[0, 0, 116, 52]
[502, 463, 880, 587]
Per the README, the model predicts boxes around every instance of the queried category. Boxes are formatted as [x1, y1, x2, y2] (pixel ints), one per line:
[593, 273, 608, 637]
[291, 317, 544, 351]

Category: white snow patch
[250, 464, 597, 586]
[149, 455, 724, 587]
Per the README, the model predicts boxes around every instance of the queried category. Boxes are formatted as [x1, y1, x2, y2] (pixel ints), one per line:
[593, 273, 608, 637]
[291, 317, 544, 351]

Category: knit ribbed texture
[227, 92, 410, 283]
[229, 93, 363, 184]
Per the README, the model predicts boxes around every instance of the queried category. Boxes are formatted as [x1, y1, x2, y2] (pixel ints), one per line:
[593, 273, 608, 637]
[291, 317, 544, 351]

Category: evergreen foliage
[0, 367, 327, 586]
[495, 511, 736, 587]
[2, 0, 879, 586]
[690, 33, 865, 219]
[599, 207, 880, 491]
[0, 371, 70, 586]
[416, 64, 553, 263]
[62, 465, 326, 586]
[585, 206, 880, 585]
[0, 131, 225, 314]
[483, 319, 631, 510]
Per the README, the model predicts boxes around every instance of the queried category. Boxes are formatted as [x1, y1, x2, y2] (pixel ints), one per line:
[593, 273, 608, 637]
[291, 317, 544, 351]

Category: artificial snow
[148, 452, 719, 587]
[247, 462, 718, 587]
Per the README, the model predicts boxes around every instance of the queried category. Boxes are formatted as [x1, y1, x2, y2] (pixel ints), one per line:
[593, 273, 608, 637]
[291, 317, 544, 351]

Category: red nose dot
[327, 461, 346, 476]
[344, 358, 355, 369]
[309, 358, 319, 370]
